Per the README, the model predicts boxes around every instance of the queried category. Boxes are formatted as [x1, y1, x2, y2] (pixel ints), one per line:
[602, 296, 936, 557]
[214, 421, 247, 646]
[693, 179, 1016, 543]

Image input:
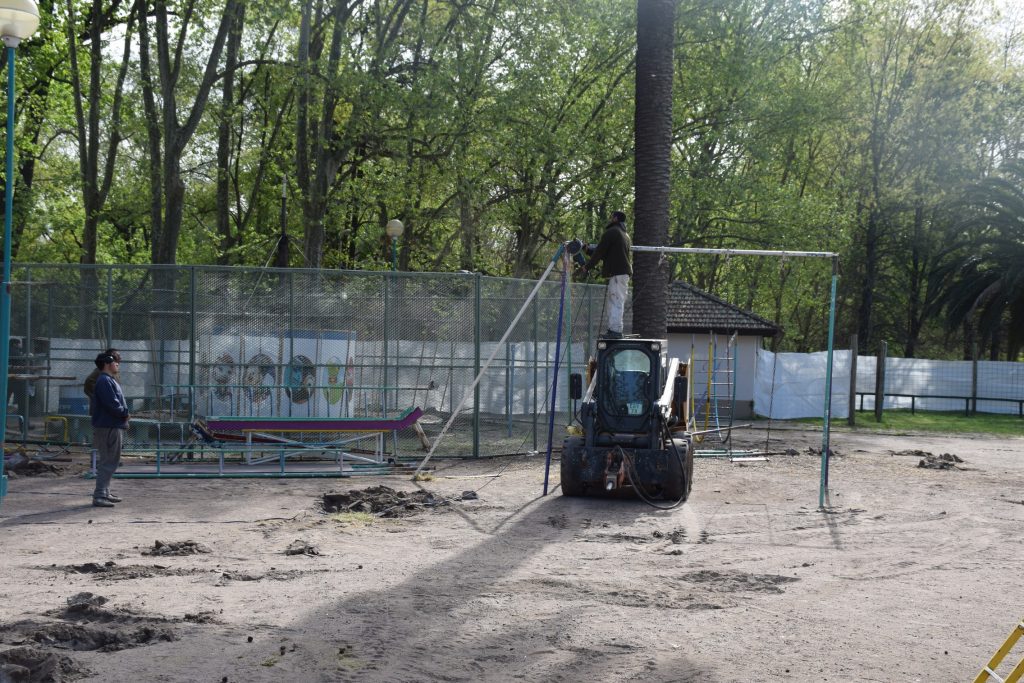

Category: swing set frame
[632, 245, 840, 508]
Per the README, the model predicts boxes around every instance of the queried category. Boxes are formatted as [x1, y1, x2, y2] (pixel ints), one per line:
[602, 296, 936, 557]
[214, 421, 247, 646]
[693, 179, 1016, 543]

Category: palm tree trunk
[632, 0, 675, 337]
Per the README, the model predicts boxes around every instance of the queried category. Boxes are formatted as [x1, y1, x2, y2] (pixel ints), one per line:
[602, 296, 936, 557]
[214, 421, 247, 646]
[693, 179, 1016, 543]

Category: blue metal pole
[819, 259, 839, 508]
[0, 45, 16, 505]
[542, 254, 568, 496]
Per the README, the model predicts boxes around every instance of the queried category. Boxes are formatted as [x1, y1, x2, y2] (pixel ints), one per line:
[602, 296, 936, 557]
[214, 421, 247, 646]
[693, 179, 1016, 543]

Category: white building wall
[666, 332, 763, 418]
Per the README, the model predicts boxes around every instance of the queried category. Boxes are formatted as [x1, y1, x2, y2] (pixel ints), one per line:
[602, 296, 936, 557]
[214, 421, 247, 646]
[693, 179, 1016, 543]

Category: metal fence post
[383, 272, 389, 418]
[106, 267, 113, 346]
[971, 342, 978, 416]
[473, 272, 481, 458]
[532, 295, 539, 451]
[189, 266, 196, 421]
[848, 333, 858, 427]
[874, 340, 887, 423]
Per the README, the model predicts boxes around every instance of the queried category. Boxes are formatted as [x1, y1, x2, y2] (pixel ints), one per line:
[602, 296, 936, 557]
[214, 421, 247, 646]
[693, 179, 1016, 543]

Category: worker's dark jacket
[586, 221, 633, 277]
[91, 372, 129, 429]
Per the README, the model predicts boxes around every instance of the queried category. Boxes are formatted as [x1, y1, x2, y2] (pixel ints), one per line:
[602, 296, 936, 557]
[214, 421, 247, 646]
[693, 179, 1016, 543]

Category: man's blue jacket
[91, 372, 129, 429]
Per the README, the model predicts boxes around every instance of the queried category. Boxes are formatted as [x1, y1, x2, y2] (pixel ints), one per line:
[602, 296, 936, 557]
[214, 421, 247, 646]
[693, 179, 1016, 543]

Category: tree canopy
[6, 0, 1024, 359]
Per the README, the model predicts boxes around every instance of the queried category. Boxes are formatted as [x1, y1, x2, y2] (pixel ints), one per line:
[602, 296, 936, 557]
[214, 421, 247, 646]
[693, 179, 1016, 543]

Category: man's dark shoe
[102, 493, 123, 503]
[602, 330, 623, 339]
[92, 498, 115, 508]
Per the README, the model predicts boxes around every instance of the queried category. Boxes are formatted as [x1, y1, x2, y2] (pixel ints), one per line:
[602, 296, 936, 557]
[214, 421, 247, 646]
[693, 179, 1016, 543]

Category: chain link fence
[6, 264, 609, 459]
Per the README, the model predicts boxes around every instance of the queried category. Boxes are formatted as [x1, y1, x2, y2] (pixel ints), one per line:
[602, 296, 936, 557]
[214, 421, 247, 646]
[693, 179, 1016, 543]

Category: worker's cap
[95, 352, 118, 368]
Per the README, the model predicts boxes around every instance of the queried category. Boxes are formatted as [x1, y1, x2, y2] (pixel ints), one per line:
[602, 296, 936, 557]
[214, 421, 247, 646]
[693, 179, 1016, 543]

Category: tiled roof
[665, 281, 779, 336]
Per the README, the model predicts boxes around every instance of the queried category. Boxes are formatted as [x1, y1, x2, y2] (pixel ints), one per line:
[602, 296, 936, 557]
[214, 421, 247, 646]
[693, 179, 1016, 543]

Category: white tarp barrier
[755, 349, 1024, 418]
[753, 348, 851, 419]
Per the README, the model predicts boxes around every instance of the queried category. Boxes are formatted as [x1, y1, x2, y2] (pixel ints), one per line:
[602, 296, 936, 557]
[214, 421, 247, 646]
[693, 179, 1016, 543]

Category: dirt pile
[0, 646, 83, 683]
[141, 539, 212, 556]
[3, 451, 87, 478]
[47, 561, 203, 581]
[0, 593, 179, 681]
[285, 540, 320, 556]
[321, 485, 459, 517]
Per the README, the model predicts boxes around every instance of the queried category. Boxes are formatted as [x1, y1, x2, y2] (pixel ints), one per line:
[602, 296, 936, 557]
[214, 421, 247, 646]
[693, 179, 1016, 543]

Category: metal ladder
[708, 333, 736, 445]
[975, 619, 1024, 683]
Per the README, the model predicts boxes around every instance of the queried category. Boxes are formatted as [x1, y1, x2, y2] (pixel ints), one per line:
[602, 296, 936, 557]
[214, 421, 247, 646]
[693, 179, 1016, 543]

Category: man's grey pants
[93, 426, 124, 499]
[604, 274, 630, 334]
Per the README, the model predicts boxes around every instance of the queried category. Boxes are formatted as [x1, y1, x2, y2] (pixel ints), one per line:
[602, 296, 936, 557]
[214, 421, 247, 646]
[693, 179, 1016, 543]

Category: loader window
[601, 349, 651, 417]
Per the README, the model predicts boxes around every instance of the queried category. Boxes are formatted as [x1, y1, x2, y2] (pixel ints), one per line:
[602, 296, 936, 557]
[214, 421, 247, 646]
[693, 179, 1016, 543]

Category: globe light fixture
[0, 0, 39, 507]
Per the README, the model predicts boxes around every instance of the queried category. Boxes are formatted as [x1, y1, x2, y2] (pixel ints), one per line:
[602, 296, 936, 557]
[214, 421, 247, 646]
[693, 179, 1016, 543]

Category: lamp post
[385, 219, 404, 271]
[0, 0, 39, 505]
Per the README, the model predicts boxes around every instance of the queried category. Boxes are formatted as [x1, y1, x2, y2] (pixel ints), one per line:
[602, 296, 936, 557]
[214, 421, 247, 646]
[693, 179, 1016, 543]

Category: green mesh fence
[7, 263, 606, 459]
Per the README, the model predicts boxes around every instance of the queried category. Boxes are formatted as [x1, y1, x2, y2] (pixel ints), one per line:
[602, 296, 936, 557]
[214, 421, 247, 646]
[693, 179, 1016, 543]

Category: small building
[663, 281, 779, 419]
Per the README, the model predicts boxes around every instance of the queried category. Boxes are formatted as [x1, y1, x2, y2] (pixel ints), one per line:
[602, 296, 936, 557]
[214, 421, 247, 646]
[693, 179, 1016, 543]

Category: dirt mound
[285, 540, 320, 556]
[141, 540, 212, 556]
[2, 452, 89, 479]
[2, 620, 176, 653]
[0, 593, 178, 681]
[47, 561, 204, 581]
[917, 452, 965, 469]
[0, 646, 84, 682]
[321, 485, 454, 517]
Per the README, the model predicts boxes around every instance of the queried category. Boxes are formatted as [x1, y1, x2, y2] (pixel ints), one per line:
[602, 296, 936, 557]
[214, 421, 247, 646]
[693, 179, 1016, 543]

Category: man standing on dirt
[580, 210, 632, 339]
[84, 348, 120, 412]
[90, 352, 129, 508]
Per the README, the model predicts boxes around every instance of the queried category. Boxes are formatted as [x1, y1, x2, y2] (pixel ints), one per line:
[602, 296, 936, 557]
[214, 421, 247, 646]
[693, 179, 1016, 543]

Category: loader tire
[560, 437, 586, 497]
[664, 437, 693, 502]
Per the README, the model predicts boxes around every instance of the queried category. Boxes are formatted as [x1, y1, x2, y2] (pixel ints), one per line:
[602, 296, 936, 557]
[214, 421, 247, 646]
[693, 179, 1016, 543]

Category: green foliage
[8, 0, 1024, 359]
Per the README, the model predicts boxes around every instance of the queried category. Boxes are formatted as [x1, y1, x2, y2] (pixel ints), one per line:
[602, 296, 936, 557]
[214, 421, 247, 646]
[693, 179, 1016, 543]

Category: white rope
[412, 250, 565, 476]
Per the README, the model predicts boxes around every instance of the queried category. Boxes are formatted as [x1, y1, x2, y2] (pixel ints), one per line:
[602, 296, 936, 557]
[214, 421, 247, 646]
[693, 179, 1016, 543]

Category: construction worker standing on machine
[579, 210, 632, 339]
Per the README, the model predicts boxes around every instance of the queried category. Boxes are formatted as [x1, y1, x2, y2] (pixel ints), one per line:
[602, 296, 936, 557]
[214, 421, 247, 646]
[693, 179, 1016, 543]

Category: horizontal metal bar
[631, 245, 837, 258]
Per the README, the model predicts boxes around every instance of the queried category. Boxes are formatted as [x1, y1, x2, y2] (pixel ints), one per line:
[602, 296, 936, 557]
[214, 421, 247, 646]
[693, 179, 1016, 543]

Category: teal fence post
[819, 258, 839, 508]
[473, 272, 481, 457]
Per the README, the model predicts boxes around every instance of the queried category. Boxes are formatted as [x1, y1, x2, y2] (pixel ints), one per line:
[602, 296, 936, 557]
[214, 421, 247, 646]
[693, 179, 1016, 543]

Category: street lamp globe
[385, 219, 404, 240]
[0, 0, 39, 46]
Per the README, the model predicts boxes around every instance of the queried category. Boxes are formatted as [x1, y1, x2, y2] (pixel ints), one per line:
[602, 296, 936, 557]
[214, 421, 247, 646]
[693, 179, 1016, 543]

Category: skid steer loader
[562, 337, 694, 502]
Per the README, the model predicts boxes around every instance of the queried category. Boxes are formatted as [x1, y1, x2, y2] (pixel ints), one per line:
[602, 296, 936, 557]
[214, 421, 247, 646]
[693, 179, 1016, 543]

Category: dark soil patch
[891, 449, 965, 467]
[2, 452, 89, 478]
[0, 646, 85, 682]
[182, 612, 221, 624]
[44, 593, 170, 626]
[141, 540, 212, 556]
[679, 570, 800, 594]
[46, 561, 205, 581]
[218, 568, 329, 584]
[1, 620, 176, 652]
[0, 593, 178, 667]
[321, 485, 454, 517]
[916, 452, 965, 470]
[284, 540, 320, 556]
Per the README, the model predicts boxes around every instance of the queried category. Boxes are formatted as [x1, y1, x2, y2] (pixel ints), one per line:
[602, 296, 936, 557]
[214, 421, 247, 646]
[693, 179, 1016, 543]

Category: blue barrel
[59, 397, 89, 415]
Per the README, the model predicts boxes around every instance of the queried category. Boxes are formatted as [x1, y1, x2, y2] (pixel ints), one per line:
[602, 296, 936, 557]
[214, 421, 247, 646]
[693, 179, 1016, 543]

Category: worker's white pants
[605, 275, 629, 334]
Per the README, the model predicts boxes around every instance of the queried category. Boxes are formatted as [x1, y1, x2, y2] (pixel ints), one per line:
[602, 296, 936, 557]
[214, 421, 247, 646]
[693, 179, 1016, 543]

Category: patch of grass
[261, 657, 278, 667]
[327, 511, 376, 526]
[412, 472, 434, 482]
[827, 410, 1024, 436]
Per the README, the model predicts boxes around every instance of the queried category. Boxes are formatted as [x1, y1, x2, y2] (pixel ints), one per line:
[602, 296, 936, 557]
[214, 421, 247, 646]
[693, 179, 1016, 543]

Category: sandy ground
[0, 426, 1022, 682]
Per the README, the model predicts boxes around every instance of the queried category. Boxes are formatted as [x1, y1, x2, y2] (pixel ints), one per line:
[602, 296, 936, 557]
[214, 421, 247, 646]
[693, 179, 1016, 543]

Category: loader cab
[594, 339, 664, 435]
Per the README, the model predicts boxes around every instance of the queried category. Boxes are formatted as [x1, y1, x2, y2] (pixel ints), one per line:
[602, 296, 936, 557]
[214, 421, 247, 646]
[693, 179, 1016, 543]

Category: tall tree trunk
[856, 208, 879, 352]
[68, 0, 132, 334]
[137, 0, 240, 266]
[632, 0, 674, 337]
[216, 1, 246, 264]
